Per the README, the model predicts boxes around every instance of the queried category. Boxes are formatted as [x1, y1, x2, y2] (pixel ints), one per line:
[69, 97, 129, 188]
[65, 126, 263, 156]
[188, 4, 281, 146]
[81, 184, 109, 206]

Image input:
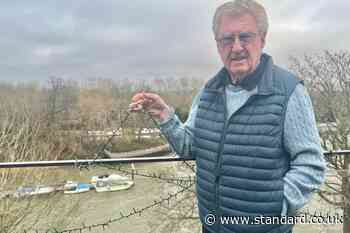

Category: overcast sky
[0, 0, 349, 82]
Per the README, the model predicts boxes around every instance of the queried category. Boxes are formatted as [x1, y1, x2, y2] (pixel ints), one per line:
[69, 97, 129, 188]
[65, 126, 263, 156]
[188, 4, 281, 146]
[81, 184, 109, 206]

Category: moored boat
[91, 174, 134, 192]
[14, 185, 56, 197]
[63, 181, 91, 194]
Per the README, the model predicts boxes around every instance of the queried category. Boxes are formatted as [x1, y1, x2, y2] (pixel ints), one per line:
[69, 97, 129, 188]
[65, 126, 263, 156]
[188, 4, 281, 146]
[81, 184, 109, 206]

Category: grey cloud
[0, 1, 349, 82]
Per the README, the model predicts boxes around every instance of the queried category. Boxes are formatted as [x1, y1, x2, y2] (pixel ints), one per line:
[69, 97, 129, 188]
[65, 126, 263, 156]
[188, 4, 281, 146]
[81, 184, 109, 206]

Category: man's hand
[129, 92, 171, 123]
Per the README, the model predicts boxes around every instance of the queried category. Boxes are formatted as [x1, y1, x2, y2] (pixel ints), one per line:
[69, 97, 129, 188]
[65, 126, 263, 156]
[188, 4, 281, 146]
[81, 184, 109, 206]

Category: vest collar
[206, 53, 275, 95]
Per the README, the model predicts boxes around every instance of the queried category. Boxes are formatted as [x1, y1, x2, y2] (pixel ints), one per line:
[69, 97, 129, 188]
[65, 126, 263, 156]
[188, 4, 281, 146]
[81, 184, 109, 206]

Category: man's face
[216, 14, 265, 81]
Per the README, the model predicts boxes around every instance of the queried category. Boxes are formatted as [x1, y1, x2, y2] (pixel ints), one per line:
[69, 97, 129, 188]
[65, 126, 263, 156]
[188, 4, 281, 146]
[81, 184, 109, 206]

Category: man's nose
[231, 37, 244, 52]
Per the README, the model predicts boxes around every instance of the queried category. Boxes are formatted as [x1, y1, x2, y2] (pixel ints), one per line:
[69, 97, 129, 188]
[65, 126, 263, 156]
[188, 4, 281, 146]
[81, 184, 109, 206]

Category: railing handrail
[0, 149, 349, 169]
[0, 155, 194, 168]
[323, 149, 350, 155]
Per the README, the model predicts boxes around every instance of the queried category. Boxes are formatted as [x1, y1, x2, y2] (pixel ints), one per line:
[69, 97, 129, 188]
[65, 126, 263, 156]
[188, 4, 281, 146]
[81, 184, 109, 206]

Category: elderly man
[130, 0, 326, 233]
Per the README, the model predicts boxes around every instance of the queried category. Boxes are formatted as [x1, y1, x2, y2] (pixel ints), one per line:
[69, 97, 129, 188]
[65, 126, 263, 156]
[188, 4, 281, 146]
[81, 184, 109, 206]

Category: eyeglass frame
[215, 32, 258, 48]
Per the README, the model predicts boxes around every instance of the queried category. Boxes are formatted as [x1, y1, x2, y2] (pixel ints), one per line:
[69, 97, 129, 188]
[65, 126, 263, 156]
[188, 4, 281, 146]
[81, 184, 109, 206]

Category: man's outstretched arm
[129, 90, 202, 159]
[158, 91, 202, 159]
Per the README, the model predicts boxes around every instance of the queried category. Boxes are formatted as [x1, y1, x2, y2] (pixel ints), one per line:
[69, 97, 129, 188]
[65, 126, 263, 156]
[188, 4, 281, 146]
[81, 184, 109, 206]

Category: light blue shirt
[160, 83, 326, 216]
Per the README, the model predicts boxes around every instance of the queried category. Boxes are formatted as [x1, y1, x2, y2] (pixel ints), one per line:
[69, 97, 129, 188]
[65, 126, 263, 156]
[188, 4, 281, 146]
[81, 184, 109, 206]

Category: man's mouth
[230, 55, 248, 62]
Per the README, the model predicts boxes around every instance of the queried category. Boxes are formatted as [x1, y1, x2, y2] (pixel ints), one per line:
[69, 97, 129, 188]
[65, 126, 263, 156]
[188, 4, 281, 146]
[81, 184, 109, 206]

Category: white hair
[212, 0, 269, 37]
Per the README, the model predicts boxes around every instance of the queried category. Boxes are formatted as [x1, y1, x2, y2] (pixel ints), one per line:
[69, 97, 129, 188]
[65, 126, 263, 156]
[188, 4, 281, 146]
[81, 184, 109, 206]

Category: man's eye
[239, 35, 251, 42]
[222, 38, 233, 45]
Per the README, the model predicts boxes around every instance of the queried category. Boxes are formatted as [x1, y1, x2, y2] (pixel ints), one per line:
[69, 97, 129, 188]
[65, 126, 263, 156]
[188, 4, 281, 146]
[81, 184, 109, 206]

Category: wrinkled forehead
[217, 14, 259, 36]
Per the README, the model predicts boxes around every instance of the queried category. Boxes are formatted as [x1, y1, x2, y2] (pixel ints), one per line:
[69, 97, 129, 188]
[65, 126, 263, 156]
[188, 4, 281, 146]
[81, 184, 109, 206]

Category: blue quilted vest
[193, 54, 300, 233]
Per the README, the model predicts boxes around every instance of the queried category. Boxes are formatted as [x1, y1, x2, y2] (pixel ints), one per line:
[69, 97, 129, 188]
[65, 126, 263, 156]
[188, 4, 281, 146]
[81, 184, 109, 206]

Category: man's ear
[260, 33, 267, 48]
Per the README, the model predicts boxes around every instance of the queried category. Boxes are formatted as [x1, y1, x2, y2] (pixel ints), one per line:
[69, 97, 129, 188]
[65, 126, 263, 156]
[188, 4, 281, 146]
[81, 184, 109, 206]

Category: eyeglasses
[215, 32, 257, 48]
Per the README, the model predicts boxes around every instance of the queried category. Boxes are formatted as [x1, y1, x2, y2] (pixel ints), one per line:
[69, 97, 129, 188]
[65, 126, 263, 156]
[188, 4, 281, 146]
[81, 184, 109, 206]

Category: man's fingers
[131, 92, 146, 102]
[144, 101, 162, 110]
[129, 101, 144, 111]
[129, 92, 169, 122]
[142, 93, 162, 102]
[132, 92, 165, 106]
[130, 99, 144, 105]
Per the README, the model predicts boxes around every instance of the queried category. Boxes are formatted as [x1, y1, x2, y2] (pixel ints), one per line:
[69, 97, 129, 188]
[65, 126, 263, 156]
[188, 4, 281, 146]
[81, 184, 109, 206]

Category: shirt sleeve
[282, 83, 327, 216]
[158, 89, 202, 159]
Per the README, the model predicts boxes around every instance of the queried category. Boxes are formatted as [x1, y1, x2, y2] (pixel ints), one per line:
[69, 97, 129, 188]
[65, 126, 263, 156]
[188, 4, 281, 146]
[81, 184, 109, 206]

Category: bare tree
[290, 50, 350, 232]
[0, 93, 79, 233]
[44, 76, 78, 128]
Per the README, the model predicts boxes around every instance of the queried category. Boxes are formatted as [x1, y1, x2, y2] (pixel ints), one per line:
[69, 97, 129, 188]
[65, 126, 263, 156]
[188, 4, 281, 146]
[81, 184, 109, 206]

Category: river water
[11, 161, 198, 233]
[4, 161, 341, 233]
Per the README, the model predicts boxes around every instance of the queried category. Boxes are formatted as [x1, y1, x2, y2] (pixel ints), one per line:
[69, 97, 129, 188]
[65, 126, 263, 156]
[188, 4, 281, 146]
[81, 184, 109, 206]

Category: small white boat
[91, 174, 134, 193]
[91, 174, 109, 185]
[14, 185, 56, 197]
[63, 181, 91, 194]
